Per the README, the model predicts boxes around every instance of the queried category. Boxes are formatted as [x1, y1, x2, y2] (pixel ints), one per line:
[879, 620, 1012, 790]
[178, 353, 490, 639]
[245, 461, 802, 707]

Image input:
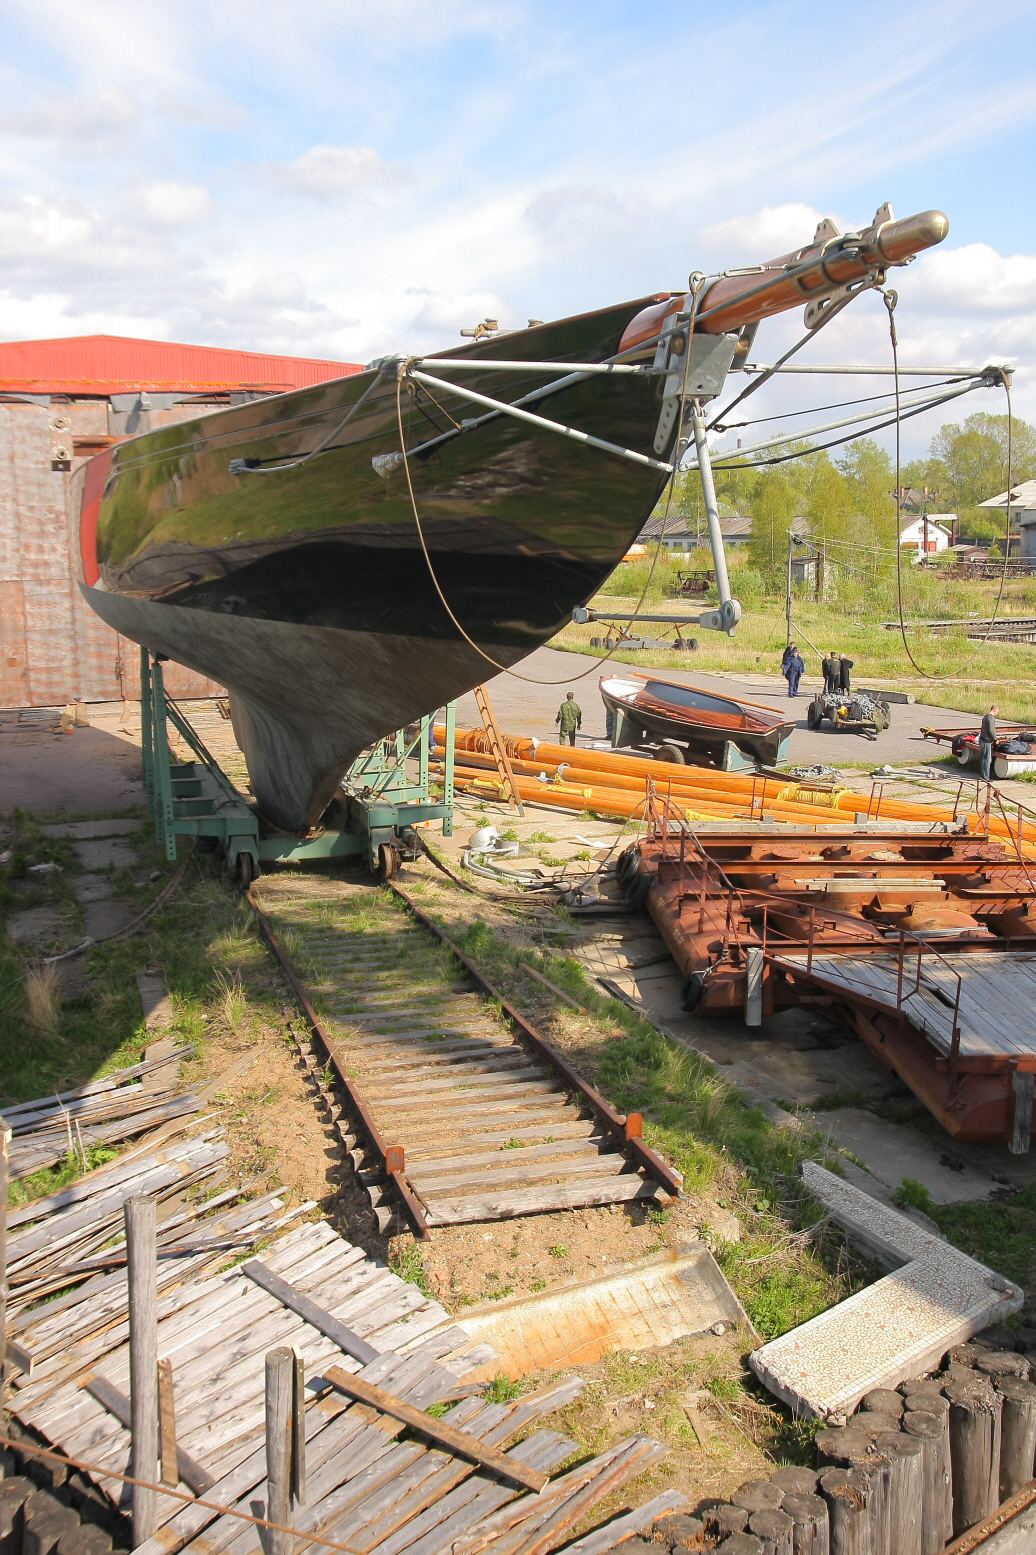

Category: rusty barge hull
[628, 825, 1036, 1145]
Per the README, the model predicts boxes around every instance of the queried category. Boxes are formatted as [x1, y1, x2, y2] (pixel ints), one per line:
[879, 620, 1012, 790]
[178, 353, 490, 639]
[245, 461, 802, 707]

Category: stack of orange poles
[433, 724, 1036, 855]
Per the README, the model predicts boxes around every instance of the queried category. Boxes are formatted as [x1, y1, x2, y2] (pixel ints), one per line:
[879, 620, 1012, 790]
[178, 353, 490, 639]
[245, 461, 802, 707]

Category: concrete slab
[82, 900, 138, 940]
[40, 819, 139, 840]
[425, 1244, 749, 1379]
[72, 838, 139, 871]
[748, 1163, 1023, 1419]
[809, 1107, 998, 1204]
[0, 715, 143, 815]
[142, 1036, 181, 1090]
[72, 874, 112, 904]
[136, 970, 175, 1031]
[6, 907, 64, 947]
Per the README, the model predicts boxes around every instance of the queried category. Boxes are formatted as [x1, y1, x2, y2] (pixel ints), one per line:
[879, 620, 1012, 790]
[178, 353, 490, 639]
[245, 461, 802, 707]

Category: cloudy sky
[2, 0, 1034, 454]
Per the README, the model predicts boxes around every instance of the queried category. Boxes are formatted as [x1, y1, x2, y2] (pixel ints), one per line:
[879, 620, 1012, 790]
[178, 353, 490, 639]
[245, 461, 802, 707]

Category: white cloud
[696, 204, 828, 263]
[1, 86, 138, 149]
[910, 243, 1036, 315]
[265, 144, 404, 198]
[408, 289, 514, 336]
[133, 180, 212, 226]
[158, 94, 249, 129]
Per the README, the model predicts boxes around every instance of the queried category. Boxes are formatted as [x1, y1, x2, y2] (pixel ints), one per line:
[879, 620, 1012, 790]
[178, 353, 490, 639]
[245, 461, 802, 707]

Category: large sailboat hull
[77, 299, 680, 829]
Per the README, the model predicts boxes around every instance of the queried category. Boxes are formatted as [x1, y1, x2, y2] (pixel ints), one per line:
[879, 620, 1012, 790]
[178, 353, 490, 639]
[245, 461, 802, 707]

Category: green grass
[927, 1183, 1036, 1288]
[548, 560, 1036, 723]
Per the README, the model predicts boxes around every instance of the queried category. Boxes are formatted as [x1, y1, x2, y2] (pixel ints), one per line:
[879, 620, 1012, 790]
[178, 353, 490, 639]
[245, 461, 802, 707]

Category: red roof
[0, 333, 363, 395]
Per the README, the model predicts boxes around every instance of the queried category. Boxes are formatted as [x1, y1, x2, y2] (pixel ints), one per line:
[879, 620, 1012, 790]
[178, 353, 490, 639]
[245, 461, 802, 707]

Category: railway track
[248, 868, 680, 1238]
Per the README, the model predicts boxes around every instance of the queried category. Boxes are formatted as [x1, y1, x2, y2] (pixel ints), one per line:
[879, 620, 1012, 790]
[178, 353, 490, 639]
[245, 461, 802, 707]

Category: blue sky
[1, 0, 1035, 454]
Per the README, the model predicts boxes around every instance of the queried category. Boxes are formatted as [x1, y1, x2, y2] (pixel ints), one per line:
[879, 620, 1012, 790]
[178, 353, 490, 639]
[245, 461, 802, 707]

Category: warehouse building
[0, 334, 360, 707]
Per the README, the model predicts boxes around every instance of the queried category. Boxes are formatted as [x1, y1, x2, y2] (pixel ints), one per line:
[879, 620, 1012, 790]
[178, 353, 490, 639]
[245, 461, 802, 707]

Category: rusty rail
[246, 889, 431, 1240]
[387, 882, 683, 1198]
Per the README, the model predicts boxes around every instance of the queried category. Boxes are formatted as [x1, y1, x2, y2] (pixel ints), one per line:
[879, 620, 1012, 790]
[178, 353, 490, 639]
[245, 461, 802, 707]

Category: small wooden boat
[600, 671, 795, 769]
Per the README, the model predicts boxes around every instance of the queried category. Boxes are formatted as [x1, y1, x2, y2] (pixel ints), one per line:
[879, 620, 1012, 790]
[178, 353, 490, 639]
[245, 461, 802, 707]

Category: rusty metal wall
[0, 401, 223, 708]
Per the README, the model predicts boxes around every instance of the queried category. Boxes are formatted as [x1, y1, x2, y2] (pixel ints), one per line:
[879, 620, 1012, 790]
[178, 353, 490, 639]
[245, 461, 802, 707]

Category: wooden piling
[818, 1468, 873, 1554]
[845, 1453, 890, 1555]
[265, 1347, 294, 1555]
[945, 1378, 1003, 1533]
[125, 1195, 158, 1547]
[873, 1430, 923, 1555]
[778, 1493, 829, 1555]
[903, 1407, 953, 1554]
[996, 1376, 1036, 1499]
[748, 1507, 794, 1554]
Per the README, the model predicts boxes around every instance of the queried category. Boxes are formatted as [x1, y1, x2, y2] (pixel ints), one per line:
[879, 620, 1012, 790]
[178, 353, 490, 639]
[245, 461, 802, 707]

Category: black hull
[79, 298, 690, 829]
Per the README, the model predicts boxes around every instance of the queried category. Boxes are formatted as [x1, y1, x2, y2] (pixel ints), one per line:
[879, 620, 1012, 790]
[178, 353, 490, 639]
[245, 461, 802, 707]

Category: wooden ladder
[473, 684, 524, 816]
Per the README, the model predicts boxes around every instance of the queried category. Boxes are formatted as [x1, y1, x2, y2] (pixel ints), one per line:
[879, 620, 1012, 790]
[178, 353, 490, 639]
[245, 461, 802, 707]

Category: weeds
[212, 969, 246, 1033]
[485, 1375, 524, 1403]
[389, 1239, 431, 1296]
[22, 960, 62, 1038]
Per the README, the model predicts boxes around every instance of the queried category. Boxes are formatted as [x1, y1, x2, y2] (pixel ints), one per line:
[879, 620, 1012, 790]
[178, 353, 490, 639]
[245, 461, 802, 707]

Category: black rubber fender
[624, 871, 652, 910]
[951, 733, 967, 758]
[616, 844, 640, 886]
[680, 971, 705, 1012]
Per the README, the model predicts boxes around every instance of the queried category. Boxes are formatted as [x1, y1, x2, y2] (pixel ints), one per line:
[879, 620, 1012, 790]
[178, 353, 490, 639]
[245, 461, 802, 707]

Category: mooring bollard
[125, 1195, 158, 1546]
[265, 1348, 295, 1555]
[945, 1378, 1003, 1534]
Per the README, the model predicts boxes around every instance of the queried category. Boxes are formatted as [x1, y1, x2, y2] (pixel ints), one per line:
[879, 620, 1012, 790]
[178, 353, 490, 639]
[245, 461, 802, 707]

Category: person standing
[822, 651, 838, 693]
[785, 645, 804, 697]
[838, 653, 854, 694]
[979, 704, 999, 781]
[556, 691, 582, 746]
[781, 642, 796, 675]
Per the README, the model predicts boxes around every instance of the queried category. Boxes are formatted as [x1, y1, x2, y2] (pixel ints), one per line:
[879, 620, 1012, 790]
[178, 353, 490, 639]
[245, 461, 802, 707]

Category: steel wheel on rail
[377, 842, 398, 880]
[237, 850, 255, 890]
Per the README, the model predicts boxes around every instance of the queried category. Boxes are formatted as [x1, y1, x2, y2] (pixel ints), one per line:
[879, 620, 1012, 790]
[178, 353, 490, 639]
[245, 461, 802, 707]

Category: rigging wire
[887, 289, 1014, 679]
[713, 376, 968, 432]
[395, 276, 708, 688]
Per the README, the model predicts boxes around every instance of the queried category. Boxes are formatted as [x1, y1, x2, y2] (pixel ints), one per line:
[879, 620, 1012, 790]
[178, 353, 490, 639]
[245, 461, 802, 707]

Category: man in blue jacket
[783, 644, 805, 698]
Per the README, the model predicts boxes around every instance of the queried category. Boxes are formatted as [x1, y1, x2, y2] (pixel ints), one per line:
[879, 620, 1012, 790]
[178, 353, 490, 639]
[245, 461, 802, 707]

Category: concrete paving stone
[82, 900, 138, 940]
[55, 959, 90, 999]
[72, 838, 139, 871]
[6, 907, 64, 947]
[809, 1107, 998, 1204]
[749, 1162, 1023, 1419]
[39, 818, 139, 840]
[135, 970, 174, 1031]
[72, 874, 112, 904]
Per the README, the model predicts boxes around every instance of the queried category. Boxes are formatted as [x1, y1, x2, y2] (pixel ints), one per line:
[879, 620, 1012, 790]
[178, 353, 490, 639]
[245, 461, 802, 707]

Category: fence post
[125, 1195, 158, 1545]
[265, 1348, 294, 1555]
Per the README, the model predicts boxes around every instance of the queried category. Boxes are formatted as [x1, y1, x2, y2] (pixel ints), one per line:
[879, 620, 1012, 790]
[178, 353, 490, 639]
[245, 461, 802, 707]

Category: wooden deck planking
[784, 951, 1036, 1058]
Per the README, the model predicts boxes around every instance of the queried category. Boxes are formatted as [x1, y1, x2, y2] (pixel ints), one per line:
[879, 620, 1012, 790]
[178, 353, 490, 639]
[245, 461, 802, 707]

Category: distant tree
[930, 412, 1036, 509]
[749, 471, 796, 570]
[837, 438, 898, 559]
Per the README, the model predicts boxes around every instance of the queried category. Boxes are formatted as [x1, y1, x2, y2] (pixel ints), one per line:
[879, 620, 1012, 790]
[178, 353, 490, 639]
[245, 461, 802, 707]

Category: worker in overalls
[556, 692, 582, 746]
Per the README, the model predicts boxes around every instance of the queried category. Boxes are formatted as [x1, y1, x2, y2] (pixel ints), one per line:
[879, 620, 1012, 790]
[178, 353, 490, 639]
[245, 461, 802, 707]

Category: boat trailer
[139, 650, 455, 883]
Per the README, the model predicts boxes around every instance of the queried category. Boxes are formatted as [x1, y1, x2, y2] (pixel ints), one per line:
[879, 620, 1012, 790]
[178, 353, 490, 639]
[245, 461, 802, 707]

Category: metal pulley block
[652, 329, 740, 454]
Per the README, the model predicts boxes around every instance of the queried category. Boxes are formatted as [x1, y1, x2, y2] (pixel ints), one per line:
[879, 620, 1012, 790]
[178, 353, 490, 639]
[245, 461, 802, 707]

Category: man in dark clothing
[781, 642, 796, 674]
[785, 646, 804, 697]
[556, 691, 581, 746]
[838, 654, 854, 693]
[980, 704, 999, 781]
[822, 651, 839, 693]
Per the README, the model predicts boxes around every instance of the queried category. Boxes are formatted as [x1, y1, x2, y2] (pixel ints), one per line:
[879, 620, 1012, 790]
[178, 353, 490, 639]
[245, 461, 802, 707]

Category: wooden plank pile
[2, 1048, 200, 1180]
[5, 1130, 296, 1318]
[9, 1219, 682, 1555]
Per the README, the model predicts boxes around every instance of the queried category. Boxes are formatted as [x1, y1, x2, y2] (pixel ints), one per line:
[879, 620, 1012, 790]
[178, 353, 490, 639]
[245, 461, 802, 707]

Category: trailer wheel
[680, 972, 704, 1012]
[655, 742, 686, 764]
[807, 699, 824, 731]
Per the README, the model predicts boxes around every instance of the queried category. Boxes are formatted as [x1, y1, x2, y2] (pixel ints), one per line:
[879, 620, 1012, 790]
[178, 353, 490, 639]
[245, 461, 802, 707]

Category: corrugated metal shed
[0, 334, 362, 395]
[1, 334, 363, 708]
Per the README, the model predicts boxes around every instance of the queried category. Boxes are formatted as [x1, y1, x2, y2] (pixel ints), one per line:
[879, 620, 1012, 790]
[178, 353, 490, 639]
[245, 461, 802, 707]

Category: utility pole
[785, 529, 796, 647]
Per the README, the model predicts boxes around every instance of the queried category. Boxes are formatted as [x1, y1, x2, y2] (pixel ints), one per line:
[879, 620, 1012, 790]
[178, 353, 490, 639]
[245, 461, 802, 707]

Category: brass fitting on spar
[618, 204, 950, 350]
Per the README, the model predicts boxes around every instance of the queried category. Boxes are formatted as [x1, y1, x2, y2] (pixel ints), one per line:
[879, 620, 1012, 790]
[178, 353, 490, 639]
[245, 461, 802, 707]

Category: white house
[979, 478, 1036, 565]
[899, 515, 953, 556]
